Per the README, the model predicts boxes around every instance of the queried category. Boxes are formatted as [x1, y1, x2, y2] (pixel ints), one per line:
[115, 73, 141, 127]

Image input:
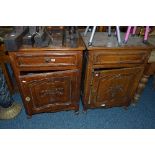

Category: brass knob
[101, 104, 106, 107]
[25, 97, 31, 102]
[50, 58, 56, 62]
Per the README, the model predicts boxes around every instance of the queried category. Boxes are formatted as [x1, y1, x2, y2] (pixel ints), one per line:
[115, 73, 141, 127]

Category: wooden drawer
[93, 50, 148, 65]
[13, 51, 80, 70]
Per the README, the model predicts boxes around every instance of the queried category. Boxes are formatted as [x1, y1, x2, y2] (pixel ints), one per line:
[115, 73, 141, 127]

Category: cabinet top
[8, 30, 86, 51]
[19, 31, 86, 52]
[81, 32, 153, 50]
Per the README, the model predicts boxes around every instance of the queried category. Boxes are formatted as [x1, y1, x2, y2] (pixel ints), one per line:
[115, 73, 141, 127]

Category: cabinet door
[19, 70, 79, 115]
[89, 66, 144, 108]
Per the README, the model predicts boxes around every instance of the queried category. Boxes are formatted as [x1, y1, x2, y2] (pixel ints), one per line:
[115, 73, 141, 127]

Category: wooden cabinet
[9, 32, 85, 116]
[81, 32, 152, 110]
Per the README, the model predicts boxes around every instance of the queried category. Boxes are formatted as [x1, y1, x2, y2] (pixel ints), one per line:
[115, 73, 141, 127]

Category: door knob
[25, 96, 31, 102]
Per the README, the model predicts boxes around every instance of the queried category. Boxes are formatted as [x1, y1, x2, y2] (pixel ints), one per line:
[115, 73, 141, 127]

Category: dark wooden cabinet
[9, 32, 85, 116]
[81, 32, 152, 110]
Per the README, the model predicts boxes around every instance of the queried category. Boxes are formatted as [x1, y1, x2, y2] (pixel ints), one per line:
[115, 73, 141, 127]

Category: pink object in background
[124, 26, 150, 44]
[124, 26, 132, 43]
[144, 26, 150, 42]
[132, 26, 137, 35]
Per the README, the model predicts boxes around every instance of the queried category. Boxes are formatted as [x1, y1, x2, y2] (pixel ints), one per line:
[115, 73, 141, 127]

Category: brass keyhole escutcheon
[45, 58, 56, 63]
[25, 96, 31, 102]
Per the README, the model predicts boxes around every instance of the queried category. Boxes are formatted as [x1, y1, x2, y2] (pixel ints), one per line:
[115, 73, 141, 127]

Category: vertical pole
[116, 26, 122, 45]
[124, 26, 132, 43]
[144, 26, 150, 42]
[132, 26, 137, 35]
[84, 26, 90, 36]
[88, 26, 97, 46]
[108, 26, 111, 36]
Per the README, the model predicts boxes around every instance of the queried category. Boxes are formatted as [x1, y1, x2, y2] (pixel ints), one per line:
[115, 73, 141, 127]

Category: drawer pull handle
[50, 58, 56, 62]
[45, 58, 56, 63]
[25, 97, 31, 102]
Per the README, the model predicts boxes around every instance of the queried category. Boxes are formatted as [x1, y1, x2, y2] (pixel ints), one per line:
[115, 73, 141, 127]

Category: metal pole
[116, 26, 122, 45]
[88, 26, 97, 46]
[108, 26, 111, 36]
[84, 26, 90, 36]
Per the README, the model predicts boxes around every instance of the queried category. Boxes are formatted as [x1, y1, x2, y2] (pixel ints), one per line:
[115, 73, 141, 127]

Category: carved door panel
[90, 66, 144, 108]
[19, 70, 79, 115]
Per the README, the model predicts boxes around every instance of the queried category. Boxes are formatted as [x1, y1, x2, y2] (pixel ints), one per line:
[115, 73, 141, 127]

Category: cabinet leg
[82, 106, 87, 114]
[82, 110, 87, 114]
[123, 106, 128, 110]
[131, 103, 136, 107]
[74, 110, 79, 115]
[27, 115, 32, 119]
[133, 75, 149, 103]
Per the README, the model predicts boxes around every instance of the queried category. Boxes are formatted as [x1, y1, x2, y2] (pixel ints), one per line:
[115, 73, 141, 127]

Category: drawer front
[93, 50, 148, 65]
[14, 52, 79, 68]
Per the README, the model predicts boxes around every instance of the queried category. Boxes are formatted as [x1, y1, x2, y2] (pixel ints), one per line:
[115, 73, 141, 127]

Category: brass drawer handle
[45, 58, 56, 63]
[51, 58, 56, 62]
